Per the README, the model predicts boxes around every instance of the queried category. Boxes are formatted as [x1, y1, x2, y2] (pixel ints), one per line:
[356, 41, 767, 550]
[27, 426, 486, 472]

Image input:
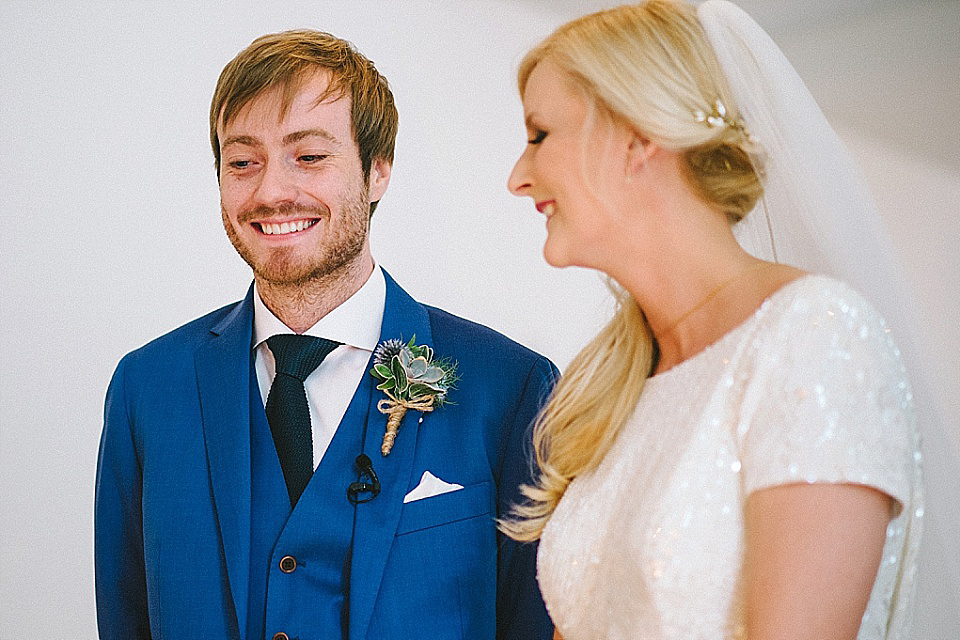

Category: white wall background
[1, 1, 957, 638]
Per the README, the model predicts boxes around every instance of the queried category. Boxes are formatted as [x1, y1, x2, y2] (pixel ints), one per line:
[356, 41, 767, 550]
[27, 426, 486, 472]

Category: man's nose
[253, 160, 299, 206]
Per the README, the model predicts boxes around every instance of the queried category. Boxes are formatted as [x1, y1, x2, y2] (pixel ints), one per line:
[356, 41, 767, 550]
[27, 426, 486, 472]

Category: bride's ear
[626, 133, 659, 179]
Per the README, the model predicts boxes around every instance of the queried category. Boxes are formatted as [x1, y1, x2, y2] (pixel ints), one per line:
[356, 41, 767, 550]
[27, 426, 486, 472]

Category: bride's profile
[499, 1, 952, 638]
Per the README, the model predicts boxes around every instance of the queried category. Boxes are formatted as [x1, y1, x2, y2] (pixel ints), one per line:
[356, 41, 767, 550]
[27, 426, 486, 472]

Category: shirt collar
[252, 265, 386, 352]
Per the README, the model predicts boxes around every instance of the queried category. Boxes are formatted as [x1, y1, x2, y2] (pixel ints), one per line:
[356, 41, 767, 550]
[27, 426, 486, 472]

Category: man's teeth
[260, 219, 316, 235]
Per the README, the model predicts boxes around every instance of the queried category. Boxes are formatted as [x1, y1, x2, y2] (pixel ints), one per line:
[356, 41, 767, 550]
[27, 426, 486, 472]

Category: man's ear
[626, 133, 659, 178]
[368, 158, 392, 202]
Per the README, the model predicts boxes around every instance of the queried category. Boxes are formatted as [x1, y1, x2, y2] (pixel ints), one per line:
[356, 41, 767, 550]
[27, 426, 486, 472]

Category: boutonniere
[370, 337, 457, 456]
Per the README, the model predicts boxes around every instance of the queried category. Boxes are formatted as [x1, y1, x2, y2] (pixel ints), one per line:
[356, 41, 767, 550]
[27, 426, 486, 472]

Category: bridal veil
[698, 1, 960, 634]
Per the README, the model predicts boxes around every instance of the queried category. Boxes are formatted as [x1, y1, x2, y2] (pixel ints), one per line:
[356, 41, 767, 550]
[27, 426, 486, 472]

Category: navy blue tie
[265, 334, 341, 506]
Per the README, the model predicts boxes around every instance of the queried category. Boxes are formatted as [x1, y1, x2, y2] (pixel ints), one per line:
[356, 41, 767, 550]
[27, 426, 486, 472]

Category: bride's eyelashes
[527, 129, 547, 145]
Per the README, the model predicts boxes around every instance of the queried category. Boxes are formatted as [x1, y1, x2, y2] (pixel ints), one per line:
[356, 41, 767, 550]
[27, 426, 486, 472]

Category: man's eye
[299, 154, 327, 163]
[228, 160, 253, 170]
[527, 130, 547, 145]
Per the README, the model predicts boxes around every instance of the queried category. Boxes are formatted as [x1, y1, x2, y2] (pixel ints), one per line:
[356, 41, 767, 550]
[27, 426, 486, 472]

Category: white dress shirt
[252, 266, 386, 468]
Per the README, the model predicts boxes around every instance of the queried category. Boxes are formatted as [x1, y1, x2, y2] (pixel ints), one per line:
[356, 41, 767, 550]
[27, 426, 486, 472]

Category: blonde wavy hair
[501, 0, 763, 542]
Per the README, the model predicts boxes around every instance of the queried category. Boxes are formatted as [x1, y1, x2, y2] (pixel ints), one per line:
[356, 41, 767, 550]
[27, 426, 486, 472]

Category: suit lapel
[349, 271, 434, 640]
[195, 286, 255, 634]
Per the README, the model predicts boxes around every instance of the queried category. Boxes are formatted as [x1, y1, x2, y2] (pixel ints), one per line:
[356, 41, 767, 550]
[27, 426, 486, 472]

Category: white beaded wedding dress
[537, 276, 923, 640]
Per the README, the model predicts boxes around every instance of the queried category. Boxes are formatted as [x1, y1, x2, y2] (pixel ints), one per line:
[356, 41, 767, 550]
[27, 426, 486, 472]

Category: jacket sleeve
[94, 356, 151, 639]
[495, 355, 558, 640]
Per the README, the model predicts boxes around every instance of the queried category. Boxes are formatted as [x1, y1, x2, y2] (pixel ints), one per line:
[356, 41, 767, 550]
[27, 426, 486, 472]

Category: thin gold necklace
[662, 262, 765, 334]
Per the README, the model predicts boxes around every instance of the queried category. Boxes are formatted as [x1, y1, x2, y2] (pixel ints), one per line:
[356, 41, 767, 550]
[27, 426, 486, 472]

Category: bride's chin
[542, 241, 569, 269]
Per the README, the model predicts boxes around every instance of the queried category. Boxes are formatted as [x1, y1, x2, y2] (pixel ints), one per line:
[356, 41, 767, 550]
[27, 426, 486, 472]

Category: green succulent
[371, 336, 457, 406]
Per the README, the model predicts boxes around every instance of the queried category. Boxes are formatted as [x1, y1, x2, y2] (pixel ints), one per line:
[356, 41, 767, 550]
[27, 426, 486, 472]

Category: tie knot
[267, 334, 341, 381]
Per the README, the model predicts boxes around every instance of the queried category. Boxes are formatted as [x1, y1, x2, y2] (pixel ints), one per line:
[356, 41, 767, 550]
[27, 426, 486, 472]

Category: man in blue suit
[95, 29, 556, 640]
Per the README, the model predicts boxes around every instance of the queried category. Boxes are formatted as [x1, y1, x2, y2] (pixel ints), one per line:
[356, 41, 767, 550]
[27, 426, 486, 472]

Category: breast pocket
[396, 480, 493, 536]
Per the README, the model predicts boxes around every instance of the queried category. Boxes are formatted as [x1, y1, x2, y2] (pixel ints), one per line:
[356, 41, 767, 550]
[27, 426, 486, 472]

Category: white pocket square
[403, 471, 464, 504]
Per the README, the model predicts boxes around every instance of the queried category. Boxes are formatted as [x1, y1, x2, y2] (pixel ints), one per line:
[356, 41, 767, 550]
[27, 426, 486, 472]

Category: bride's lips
[535, 200, 556, 217]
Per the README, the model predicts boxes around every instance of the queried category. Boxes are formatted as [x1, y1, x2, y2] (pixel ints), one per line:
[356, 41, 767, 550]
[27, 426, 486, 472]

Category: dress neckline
[649, 273, 819, 383]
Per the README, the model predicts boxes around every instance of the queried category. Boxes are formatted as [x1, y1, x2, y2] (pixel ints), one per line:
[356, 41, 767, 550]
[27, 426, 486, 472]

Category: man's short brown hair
[210, 29, 398, 188]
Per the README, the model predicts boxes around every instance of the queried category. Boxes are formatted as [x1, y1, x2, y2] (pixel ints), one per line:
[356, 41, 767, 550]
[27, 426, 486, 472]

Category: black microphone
[347, 453, 381, 504]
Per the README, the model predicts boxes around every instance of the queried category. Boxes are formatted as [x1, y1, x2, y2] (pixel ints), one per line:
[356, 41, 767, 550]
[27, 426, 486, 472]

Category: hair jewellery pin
[694, 99, 750, 139]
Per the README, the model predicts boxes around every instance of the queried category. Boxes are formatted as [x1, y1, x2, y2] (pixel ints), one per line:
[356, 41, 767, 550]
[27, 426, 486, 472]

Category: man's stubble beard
[222, 192, 370, 290]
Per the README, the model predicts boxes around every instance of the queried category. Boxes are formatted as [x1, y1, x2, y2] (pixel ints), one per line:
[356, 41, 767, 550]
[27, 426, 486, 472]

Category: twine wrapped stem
[378, 393, 436, 455]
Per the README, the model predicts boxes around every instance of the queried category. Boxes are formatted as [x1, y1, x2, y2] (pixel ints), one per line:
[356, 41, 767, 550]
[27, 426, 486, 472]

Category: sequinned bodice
[537, 276, 922, 640]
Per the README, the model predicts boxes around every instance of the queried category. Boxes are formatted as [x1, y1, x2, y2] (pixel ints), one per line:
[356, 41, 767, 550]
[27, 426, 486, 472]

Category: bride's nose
[507, 151, 532, 196]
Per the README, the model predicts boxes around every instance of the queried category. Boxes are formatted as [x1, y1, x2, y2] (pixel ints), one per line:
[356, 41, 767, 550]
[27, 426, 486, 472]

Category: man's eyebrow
[283, 128, 341, 146]
[220, 129, 341, 150]
[221, 134, 260, 149]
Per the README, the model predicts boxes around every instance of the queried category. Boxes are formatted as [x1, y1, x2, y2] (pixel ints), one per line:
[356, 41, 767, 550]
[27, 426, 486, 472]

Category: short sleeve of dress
[736, 278, 916, 511]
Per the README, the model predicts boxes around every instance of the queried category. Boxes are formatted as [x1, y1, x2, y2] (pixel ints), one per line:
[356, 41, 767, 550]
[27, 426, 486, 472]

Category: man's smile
[254, 218, 320, 235]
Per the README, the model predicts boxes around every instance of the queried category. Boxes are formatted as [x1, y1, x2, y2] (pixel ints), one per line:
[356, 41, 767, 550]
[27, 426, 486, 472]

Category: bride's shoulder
[760, 274, 881, 325]
[750, 273, 901, 369]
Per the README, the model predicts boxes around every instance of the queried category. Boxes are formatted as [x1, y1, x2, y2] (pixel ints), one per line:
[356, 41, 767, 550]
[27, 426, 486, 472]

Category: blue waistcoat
[247, 361, 365, 640]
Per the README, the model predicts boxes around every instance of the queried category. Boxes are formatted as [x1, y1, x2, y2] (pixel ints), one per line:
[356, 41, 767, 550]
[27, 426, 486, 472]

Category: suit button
[272, 633, 289, 640]
[279, 555, 297, 573]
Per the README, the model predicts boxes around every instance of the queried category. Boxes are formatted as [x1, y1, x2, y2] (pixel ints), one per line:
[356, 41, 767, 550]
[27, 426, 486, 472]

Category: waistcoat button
[279, 555, 297, 573]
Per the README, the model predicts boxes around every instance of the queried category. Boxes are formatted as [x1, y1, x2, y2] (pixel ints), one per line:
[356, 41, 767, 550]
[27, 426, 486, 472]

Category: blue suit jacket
[95, 272, 556, 640]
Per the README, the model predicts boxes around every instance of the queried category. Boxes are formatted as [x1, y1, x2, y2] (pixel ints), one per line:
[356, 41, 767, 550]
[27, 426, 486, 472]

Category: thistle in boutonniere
[370, 337, 457, 456]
